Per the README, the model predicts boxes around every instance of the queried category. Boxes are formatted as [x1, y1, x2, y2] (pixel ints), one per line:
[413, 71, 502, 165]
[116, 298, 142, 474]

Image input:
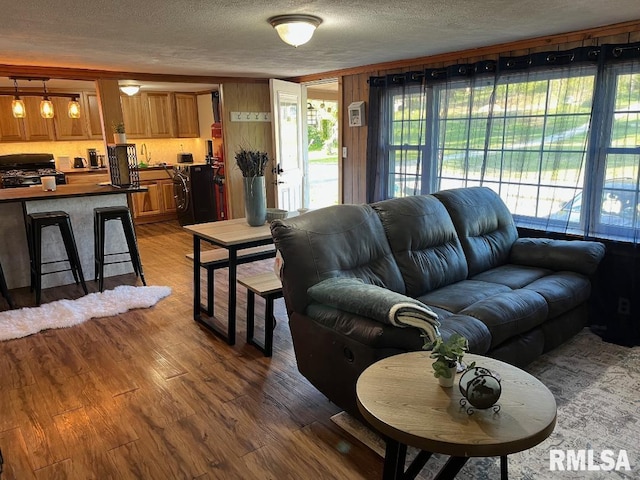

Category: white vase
[113, 133, 127, 144]
[437, 364, 458, 388]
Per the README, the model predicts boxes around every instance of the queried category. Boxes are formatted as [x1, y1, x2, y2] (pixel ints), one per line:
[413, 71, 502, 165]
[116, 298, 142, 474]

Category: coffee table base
[383, 438, 508, 480]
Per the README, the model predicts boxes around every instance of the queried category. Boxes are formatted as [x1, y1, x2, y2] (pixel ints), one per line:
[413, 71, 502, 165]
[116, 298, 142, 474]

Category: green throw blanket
[307, 277, 441, 343]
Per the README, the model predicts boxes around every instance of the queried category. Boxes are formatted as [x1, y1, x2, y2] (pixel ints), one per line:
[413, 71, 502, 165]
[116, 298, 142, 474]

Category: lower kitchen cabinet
[131, 181, 162, 218]
[130, 171, 178, 224]
[160, 179, 177, 213]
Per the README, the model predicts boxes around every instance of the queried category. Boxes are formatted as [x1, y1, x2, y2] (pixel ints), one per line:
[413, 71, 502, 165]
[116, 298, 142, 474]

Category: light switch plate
[342, 147, 347, 158]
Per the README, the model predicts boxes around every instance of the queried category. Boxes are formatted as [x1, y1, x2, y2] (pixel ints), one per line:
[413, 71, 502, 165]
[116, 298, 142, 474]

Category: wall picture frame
[348, 101, 365, 127]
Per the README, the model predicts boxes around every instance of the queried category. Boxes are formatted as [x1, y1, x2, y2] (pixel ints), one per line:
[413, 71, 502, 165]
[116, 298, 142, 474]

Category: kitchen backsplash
[0, 138, 206, 170]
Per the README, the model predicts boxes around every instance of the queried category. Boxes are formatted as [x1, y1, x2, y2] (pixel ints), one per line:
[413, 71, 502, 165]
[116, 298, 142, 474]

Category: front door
[270, 79, 306, 211]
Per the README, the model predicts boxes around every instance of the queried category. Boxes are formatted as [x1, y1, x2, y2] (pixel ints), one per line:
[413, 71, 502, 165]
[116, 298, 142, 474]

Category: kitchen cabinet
[130, 168, 177, 224]
[0, 89, 202, 143]
[120, 94, 148, 138]
[0, 96, 54, 142]
[83, 92, 103, 139]
[0, 96, 24, 141]
[64, 169, 110, 185]
[146, 93, 174, 138]
[120, 92, 175, 139]
[131, 180, 162, 218]
[160, 178, 177, 212]
[52, 96, 87, 140]
[23, 97, 55, 141]
[174, 93, 200, 137]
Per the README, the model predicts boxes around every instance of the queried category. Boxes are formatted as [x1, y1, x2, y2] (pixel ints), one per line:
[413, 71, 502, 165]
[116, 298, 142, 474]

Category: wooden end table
[356, 352, 556, 480]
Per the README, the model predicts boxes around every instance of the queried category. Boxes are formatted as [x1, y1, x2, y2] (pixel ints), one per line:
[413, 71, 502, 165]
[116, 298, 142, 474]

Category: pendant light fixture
[67, 96, 81, 118]
[11, 78, 25, 118]
[5, 77, 83, 119]
[40, 80, 54, 119]
[269, 14, 322, 47]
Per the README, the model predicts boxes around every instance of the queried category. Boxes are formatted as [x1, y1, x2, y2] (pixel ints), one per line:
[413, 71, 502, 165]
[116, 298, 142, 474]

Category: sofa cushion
[458, 289, 548, 348]
[434, 187, 518, 276]
[511, 237, 605, 276]
[523, 272, 592, 318]
[471, 264, 552, 289]
[416, 280, 511, 313]
[372, 195, 468, 297]
[271, 204, 406, 315]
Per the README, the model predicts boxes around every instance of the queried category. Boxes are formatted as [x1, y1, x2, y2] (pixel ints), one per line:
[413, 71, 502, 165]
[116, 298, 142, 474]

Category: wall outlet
[618, 297, 631, 316]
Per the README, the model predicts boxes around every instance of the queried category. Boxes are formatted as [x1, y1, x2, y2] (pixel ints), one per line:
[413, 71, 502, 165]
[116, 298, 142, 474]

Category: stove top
[0, 153, 66, 188]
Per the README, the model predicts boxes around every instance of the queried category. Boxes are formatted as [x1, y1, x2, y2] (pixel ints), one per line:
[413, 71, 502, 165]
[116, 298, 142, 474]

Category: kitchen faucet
[140, 143, 151, 164]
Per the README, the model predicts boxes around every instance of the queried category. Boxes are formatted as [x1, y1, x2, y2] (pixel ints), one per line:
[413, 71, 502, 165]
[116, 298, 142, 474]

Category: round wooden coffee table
[356, 352, 556, 480]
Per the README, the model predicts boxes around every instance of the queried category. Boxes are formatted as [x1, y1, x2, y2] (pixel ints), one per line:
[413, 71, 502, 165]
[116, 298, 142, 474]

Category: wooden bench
[186, 244, 276, 316]
[237, 272, 283, 357]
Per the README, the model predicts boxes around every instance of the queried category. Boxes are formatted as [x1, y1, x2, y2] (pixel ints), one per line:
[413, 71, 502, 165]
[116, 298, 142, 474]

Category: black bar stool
[0, 260, 15, 309]
[26, 211, 88, 305]
[94, 206, 146, 292]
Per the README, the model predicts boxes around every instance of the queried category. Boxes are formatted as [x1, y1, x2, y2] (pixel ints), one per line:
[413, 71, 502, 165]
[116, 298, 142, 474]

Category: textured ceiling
[2, 0, 640, 81]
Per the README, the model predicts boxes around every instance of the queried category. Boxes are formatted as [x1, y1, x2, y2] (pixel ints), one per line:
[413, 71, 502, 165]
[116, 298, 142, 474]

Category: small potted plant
[427, 333, 469, 387]
[112, 122, 126, 144]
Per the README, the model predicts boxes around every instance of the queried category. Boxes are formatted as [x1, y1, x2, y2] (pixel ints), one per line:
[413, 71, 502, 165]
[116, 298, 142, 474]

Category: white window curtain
[366, 44, 640, 244]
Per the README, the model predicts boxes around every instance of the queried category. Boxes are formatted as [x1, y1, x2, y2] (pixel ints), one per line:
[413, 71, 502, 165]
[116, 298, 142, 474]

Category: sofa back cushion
[270, 204, 406, 315]
[434, 187, 518, 276]
[372, 195, 468, 297]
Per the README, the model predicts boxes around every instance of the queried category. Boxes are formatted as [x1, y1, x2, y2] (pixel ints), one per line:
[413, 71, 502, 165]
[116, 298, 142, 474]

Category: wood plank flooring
[0, 220, 382, 479]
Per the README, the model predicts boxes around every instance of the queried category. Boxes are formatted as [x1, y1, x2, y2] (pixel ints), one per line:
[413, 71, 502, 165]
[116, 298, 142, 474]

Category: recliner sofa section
[270, 187, 605, 417]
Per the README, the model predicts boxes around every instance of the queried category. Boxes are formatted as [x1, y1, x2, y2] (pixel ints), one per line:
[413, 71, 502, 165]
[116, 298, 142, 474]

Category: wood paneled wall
[219, 83, 275, 219]
[342, 73, 371, 205]
[338, 22, 640, 204]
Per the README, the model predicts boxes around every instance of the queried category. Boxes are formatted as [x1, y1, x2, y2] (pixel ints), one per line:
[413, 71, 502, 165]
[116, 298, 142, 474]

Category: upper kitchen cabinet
[120, 92, 176, 138]
[22, 97, 54, 141]
[120, 94, 148, 138]
[146, 92, 174, 138]
[0, 96, 54, 142]
[174, 93, 200, 137]
[0, 96, 24, 141]
[52, 96, 87, 140]
[83, 92, 103, 139]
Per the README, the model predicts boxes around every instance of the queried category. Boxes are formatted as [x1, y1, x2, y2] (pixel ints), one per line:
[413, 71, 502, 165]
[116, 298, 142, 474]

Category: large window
[372, 48, 640, 243]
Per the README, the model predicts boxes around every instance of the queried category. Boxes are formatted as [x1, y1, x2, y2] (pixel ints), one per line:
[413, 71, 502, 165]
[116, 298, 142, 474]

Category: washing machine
[173, 164, 218, 226]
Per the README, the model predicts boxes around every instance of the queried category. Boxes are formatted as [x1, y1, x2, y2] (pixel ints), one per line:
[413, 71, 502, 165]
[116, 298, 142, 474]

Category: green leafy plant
[427, 333, 469, 379]
[112, 122, 125, 134]
[235, 148, 269, 177]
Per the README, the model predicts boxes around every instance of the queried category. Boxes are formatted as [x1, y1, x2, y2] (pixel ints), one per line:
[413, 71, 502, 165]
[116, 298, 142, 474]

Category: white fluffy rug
[0, 285, 172, 341]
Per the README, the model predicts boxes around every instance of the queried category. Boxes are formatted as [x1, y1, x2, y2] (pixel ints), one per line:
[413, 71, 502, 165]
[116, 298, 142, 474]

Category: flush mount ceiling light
[119, 84, 140, 96]
[269, 14, 322, 47]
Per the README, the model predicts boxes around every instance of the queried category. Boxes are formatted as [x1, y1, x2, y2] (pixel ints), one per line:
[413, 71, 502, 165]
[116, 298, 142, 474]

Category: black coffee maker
[88, 148, 98, 168]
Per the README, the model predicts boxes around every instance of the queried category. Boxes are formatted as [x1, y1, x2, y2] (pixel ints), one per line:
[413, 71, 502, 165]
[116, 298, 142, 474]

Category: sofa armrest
[307, 277, 440, 341]
[510, 238, 605, 276]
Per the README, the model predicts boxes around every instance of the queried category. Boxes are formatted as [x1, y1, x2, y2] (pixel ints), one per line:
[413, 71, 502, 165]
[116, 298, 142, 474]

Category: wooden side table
[356, 352, 556, 480]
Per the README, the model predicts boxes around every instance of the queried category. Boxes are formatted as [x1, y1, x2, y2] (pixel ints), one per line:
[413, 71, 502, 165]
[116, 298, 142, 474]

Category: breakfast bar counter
[0, 184, 147, 291]
[0, 183, 144, 203]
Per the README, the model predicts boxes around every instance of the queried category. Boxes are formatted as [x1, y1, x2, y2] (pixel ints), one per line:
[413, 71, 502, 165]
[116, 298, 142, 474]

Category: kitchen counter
[61, 162, 207, 175]
[0, 183, 146, 203]
[0, 184, 147, 292]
